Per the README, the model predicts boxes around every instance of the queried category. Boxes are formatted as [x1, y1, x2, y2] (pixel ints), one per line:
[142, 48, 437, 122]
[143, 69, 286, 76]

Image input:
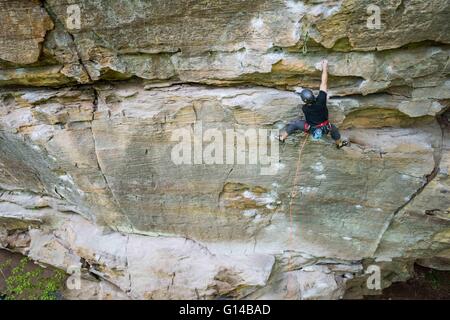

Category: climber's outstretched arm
[320, 59, 328, 93]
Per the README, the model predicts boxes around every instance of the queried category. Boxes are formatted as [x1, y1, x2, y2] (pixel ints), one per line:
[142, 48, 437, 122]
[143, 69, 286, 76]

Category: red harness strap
[304, 120, 330, 131]
[315, 120, 330, 128]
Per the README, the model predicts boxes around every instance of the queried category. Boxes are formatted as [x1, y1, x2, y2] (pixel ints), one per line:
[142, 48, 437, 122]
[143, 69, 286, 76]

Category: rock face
[0, 0, 449, 299]
[0, 0, 53, 65]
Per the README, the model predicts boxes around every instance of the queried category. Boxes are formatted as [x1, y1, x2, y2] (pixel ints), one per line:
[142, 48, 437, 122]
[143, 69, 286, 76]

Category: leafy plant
[0, 257, 65, 300]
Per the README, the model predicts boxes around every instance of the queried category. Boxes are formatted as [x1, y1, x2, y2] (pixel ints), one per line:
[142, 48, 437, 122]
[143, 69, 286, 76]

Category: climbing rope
[284, 133, 309, 296]
[287, 133, 309, 245]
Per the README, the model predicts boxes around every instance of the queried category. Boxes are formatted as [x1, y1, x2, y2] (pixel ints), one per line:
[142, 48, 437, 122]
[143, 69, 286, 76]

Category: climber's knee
[330, 124, 341, 141]
[285, 119, 307, 135]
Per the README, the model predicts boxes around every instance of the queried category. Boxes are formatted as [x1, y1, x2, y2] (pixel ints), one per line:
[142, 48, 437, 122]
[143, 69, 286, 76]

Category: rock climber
[278, 59, 349, 149]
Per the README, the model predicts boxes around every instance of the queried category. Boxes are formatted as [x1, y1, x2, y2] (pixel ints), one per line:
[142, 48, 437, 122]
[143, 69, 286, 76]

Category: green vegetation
[0, 257, 65, 300]
[424, 269, 442, 290]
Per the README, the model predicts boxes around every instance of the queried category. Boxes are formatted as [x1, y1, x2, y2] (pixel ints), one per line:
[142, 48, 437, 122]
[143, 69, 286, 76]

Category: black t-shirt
[302, 90, 328, 126]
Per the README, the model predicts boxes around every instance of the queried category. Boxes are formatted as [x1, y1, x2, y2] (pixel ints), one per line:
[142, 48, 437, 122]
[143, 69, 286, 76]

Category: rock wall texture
[0, 0, 449, 299]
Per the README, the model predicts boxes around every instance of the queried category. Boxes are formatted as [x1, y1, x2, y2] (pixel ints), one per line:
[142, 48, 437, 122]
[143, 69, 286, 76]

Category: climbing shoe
[336, 140, 349, 149]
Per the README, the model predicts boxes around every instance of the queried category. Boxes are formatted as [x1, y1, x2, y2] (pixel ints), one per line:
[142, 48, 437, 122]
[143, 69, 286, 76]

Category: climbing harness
[303, 120, 330, 132]
[305, 120, 331, 141]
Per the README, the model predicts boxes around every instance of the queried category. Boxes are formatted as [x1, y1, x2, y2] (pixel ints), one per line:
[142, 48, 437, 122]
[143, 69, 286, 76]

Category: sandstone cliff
[0, 0, 449, 299]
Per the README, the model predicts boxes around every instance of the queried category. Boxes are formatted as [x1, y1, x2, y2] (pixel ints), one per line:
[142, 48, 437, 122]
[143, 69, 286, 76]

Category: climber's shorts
[285, 119, 341, 141]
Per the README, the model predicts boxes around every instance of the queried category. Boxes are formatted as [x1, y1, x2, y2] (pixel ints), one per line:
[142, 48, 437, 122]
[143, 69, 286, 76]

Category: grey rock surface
[0, 0, 449, 299]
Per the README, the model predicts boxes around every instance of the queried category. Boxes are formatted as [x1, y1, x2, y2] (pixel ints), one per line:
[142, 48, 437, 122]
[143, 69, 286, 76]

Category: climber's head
[297, 89, 316, 104]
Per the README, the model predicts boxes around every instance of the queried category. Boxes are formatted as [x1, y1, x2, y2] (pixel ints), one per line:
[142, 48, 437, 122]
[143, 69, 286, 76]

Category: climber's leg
[330, 124, 349, 149]
[279, 119, 308, 141]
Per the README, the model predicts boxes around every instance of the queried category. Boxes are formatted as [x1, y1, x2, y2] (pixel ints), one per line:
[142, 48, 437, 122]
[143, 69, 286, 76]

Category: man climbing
[278, 59, 349, 149]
